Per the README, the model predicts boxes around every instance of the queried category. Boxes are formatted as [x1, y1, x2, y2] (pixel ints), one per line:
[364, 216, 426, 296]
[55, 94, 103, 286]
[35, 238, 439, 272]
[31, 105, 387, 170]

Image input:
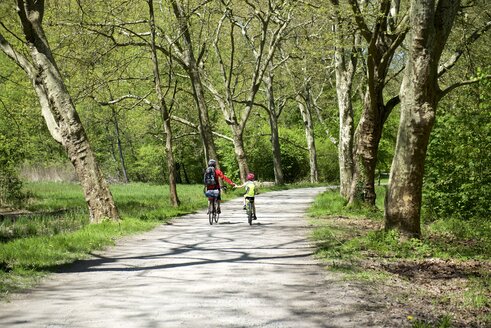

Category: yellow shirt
[244, 181, 256, 197]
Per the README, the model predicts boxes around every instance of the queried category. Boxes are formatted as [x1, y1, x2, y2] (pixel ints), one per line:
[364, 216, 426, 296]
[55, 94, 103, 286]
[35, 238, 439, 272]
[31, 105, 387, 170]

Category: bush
[129, 145, 165, 183]
[424, 77, 491, 221]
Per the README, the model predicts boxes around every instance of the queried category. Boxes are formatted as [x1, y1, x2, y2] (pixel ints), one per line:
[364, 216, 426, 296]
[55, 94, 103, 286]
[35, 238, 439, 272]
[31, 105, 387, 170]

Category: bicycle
[245, 196, 256, 225]
[205, 186, 227, 225]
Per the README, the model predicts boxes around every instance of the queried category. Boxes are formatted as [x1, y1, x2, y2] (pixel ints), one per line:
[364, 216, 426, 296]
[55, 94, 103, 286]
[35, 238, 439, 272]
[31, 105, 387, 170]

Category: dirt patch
[320, 216, 491, 328]
[370, 259, 491, 327]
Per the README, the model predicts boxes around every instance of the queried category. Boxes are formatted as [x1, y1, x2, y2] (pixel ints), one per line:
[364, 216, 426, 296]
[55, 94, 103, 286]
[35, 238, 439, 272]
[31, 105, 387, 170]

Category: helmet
[246, 173, 255, 181]
[208, 159, 217, 167]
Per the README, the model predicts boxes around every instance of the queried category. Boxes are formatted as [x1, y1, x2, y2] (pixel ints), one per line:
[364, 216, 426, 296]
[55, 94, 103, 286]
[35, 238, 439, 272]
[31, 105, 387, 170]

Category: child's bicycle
[245, 196, 256, 225]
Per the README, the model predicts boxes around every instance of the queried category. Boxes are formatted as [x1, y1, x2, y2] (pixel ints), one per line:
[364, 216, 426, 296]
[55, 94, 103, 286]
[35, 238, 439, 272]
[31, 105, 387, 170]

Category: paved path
[1, 188, 380, 327]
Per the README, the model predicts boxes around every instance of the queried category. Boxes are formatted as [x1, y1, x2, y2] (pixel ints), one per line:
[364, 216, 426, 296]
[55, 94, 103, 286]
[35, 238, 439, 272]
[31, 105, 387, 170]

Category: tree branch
[438, 20, 491, 77]
[347, 0, 373, 41]
[439, 75, 491, 100]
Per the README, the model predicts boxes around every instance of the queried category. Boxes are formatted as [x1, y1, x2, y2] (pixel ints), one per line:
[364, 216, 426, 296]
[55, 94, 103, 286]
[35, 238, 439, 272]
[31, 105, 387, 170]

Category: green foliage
[215, 137, 240, 182]
[315, 136, 340, 183]
[246, 126, 275, 181]
[424, 73, 491, 221]
[130, 145, 166, 183]
[280, 129, 310, 183]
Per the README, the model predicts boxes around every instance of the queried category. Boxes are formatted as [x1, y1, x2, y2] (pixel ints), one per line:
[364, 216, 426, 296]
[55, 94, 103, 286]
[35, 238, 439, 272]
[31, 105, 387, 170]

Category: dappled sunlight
[0, 187, 384, 327]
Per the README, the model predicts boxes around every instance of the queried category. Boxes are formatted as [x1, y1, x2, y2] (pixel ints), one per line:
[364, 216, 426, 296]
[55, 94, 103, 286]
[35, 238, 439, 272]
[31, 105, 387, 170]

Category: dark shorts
[245, 196, 255, 203]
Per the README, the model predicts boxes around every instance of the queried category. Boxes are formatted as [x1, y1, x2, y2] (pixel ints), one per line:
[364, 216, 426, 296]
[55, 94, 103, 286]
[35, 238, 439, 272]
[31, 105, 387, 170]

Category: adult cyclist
[204, 159, 236, 214]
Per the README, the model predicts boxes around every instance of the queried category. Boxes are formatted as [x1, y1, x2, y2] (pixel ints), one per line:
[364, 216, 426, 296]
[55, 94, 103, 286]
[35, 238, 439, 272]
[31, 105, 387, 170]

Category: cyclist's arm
[216, 169, 235, 186]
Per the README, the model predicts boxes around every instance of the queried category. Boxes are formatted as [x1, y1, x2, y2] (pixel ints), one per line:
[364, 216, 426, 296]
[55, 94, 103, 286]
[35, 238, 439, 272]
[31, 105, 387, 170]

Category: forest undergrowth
[309, 188, 491, 328]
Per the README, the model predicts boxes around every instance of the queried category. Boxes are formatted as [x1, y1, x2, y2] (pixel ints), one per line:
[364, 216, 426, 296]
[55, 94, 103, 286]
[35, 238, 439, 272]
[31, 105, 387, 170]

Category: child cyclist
[237, 173, 257, 220]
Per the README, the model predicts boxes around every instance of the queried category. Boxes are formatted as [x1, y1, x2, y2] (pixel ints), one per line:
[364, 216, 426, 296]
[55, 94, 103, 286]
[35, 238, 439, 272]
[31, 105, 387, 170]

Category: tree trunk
[385, 0, 460, 237]
[170, 0, 218, 166]
[334, 58, 356, 197]
[296, 94, 318, 183]
[268, 107, 284, 185]
[265, 70, 284, 185]
[15, 0, 119, 222]
[111, 107, 129, 183]
[347, 0, 407, 206]
[331, 0, 357, 197]
[148, 0, 180, 206]
[337, 82, 355, 197]
[349, 90, 384, 205]
[232, 128, 249, 182]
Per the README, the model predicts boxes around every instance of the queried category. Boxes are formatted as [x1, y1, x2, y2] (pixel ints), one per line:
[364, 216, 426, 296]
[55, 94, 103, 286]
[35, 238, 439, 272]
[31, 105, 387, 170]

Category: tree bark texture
[265, 70, 285, 185]
[385, 0, 460, 236]
[349, 90, 385, 205]
[297, 94, 318, 184]
[336, 81, 355, 197]
[231, 126, 250, 182]
[15, 0, 119, 222]
[348, 0, 407, 206]
[331, 0, 357, 198]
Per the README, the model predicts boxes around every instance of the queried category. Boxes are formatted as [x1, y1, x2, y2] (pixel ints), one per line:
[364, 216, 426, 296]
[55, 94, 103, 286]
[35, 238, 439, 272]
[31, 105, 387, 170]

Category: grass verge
[308, 188, 491, 328]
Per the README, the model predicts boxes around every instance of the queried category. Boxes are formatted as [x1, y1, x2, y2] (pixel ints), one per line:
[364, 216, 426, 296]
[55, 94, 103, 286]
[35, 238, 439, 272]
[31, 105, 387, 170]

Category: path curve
[1, 187, 382, 327]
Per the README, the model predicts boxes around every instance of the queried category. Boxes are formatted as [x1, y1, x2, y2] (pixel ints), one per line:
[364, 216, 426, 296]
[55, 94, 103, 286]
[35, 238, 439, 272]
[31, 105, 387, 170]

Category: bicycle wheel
[214, 201, 219, 224]
[247, 202, 252, 225]
[208, 200, 214, 225]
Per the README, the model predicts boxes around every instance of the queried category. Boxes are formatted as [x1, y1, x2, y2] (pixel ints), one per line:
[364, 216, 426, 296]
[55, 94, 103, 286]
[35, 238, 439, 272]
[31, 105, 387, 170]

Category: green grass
[24, 181, 87, 211]
[309, 187, 385, 220]
[309, 188, 491, 260]
[308, 187, 491, 327]
[0, 182, 240, 299]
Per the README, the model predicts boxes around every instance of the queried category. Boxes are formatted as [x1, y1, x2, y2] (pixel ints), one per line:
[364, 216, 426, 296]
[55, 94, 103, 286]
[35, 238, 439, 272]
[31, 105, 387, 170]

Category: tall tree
[169, 0, 219, 166]
[384, 0, 460, 236]
[263, 61, 286, 184]
[296, 89, 318, 183]
[330, 0, 358, 197]
[148, 0, 180, 206]
[204, 0, 293, 182]
[347, 0, 408, 205]
[0, 0, 119, 222]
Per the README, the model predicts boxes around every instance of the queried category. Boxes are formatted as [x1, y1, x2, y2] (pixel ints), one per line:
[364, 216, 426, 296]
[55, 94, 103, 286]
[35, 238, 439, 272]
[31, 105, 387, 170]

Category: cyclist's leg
[252, 199, 257, 219]
[208, 198, 214, 225]
[217, 190, 221, 214]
